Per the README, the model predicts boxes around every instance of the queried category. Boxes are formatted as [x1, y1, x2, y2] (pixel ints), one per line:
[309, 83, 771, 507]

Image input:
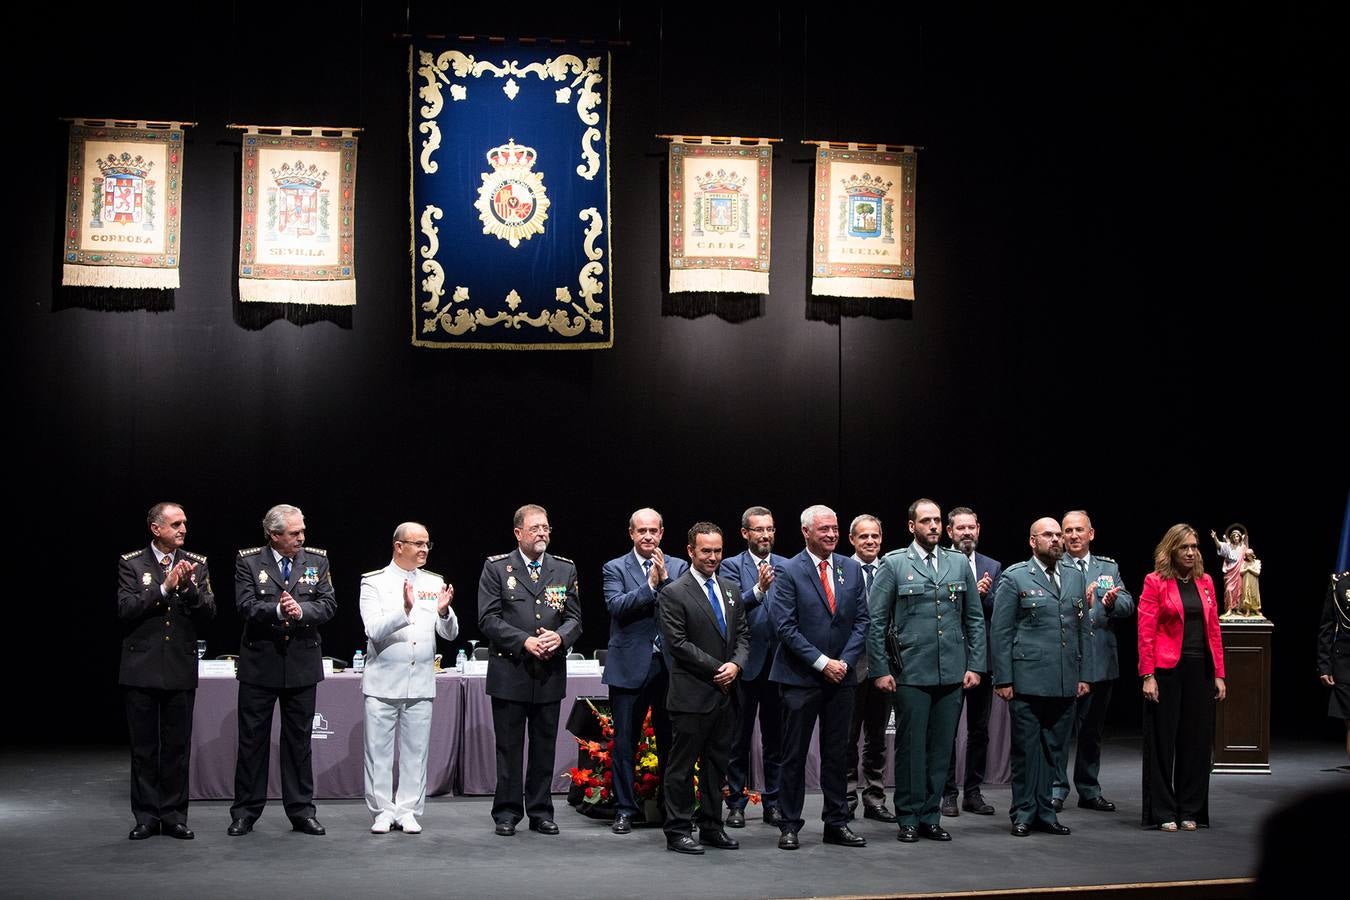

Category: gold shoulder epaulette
[238, 546, 264, 557]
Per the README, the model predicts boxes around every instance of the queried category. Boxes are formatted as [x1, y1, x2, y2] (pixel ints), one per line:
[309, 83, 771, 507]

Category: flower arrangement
[565, 698, 762, 815]
[567, 698, 659, 808]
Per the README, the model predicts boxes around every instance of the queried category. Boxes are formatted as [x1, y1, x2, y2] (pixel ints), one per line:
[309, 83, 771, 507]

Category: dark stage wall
[10, 6, 1343, 745]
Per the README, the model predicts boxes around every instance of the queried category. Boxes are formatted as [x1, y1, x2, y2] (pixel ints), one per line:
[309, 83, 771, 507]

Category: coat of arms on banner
[412, 42, 612, 350]
[238, 127, 358, 306]
[474, 139, 550, 248]
[809, 143, 917, 300]
[668, 138, 774, 295]
[62, 119, 186, 289]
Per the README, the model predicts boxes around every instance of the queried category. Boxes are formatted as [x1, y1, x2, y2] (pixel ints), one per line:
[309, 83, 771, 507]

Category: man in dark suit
[118, 502, 215, 840]
[991, 517, 1089, 837]
[942, 506, 1003, 817]
[600, 507, 688, 834]
[658, 522, 749, 854]
[229, 504, 336, 837]
[868, 499, 985, 843]
[1052, 510, 1134, 812]
[478, 503, 582, 836]
[845, 514, 895, 823]
[767, 504, 870, 850]
[721, 505, 788, 828]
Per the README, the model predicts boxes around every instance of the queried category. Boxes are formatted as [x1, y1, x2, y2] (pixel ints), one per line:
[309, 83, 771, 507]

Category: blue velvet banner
[411, 43, 612, 349]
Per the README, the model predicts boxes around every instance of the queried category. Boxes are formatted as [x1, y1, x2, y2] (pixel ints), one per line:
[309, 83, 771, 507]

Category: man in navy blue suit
[721, 506, 789, 828]
[942, 506, 1004, 817]
[600, 508, 688, 834]
[768, 504, 870, 850]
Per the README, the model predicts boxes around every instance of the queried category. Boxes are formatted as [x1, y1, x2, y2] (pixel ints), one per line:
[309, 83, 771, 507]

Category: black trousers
[231, 681, 316, 821]
[846, 675, 890, 811]
[1143, 656, 1215, 826]
[124, 686, 195, 826]
[945, 674, 993, 798]
[726, 664, 782, 811]
[609, 653, 671, 817]
[663, 701, 736, 837]
[490, 697, 560, 824]
[778, 681, 855, 833]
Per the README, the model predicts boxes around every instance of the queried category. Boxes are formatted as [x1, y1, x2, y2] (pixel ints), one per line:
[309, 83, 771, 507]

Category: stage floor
[2, 737, 1345, 899]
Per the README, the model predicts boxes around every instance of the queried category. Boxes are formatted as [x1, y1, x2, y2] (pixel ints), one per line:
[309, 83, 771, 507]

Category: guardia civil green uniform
[868, 542, 986, 829]
[990, 557, 1087, 829]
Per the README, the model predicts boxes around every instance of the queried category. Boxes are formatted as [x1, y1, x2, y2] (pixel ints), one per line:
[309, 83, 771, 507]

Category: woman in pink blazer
[1138, 523, 1226, 831]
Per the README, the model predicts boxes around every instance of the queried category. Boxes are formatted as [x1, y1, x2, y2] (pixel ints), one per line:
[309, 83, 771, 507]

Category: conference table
[189, 671, 1008, 800]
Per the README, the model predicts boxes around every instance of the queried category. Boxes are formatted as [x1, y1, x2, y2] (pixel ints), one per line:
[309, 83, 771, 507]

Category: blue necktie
[863, 563, 875, 598]
[280, 557, 292, 583]
[705, 577, 727, 637]
[645, 560, 662, 652]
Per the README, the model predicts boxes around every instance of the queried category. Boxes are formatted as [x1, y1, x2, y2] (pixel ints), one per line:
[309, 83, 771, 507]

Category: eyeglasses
[523, 525, 552, 536]
[747, 526, 776, 534]
[398, 540, 433, 550]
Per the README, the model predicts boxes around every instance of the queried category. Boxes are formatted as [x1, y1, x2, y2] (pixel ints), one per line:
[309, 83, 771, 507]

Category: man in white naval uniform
[360, 522, 458, 834]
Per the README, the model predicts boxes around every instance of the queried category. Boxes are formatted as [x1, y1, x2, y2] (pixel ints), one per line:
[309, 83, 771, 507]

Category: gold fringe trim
[669, 269, 768, 295]
[811, 276, 914, 300]
[239, 278, 356, 305]
[62, 264, 179, 290]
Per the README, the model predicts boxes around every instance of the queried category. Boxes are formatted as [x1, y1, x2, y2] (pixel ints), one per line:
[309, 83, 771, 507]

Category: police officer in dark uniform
[991, 517, 1089, 837]
[227, 503, 336, 837]
[118, 502, 215, 840]
[1319, 570, 1350, 763]
[478, 503, 582, 836]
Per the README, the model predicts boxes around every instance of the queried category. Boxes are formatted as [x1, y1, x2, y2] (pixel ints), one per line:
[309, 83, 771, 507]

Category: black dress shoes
[529, 818, 559, 834]
[494, 821, 517, 836]
[823, 824, 867, 847]
[962, 792, 995, 815]
[940, 794, 959, 817]
[612, 813, 632, 834]
[918, 823, 951, 841]
[863, 804, 897, 823]
[725, 808, 746, 828]
[762, 806, 784, 827]
[698, 828, 739, 849]
[778, 830, 800, 850]
[1078, 796, 1117, 812]
[1050, 797, 1064, 813]
[128, 823, 159, 840]
[1010, 822, 1031, 837]
[164, 823, 195, 840]
[1034, 821, 1071, 835]
[290, 816, 326, 835]
[227, 818, 253, 836]
[896, 824, 919, 843]
[667, 834, 704, 855]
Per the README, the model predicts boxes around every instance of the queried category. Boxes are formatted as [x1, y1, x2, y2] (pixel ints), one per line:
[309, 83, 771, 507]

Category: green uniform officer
[868, 499, 986, 843]
[991, 517, 1089, 837]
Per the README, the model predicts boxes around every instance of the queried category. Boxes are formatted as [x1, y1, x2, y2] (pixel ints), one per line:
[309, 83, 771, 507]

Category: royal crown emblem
[837, 172, 895, 242]
[265, 160, 331, 241]
[691, 168, 750, 237]
[91, 152, 157, 229]
[474, 138, 550, 248]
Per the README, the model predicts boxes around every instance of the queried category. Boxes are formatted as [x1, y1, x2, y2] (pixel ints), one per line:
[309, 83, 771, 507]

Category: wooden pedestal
[1214, 617, 1273, 774]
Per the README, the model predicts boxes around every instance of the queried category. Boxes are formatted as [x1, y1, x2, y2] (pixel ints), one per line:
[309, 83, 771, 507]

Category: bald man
[990, 518, 1089, 837]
